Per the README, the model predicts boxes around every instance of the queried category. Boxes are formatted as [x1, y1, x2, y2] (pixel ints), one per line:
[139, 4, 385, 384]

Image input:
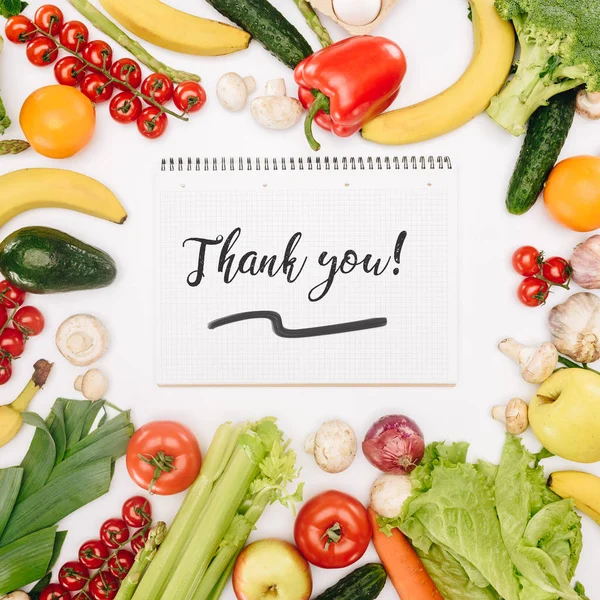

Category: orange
[544, 155, 600, 232]
[20, 85, 95, 159]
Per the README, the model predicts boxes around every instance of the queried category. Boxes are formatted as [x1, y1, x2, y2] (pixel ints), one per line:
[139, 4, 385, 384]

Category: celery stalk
[204, 554, 238, 600]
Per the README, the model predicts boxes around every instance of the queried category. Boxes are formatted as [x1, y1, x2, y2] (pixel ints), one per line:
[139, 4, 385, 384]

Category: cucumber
[506, 88, 577, 215]
[314, 564, 387, 600]
[0, 226, 116, 294]
[204, 0, 313, 69]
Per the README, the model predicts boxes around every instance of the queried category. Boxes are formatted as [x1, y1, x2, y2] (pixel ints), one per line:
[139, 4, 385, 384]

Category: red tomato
[79, 539, 110, 569]
[82, 40, 113, 70]
[0, 281, 26, 308]
[59, 21, 89, 52]
[59, 561, 89, 592]
[518, 277, 550, 307]
[35, 5, 64, 36]
[0, 357, 12, 385]
[122, 496, 152, 528]
[130, 527, 148, 555]
[81, 73, 114, 103]
[294, 490, 371, 569]
[542, 256, 572, 286]
[0, 306, 7, 330]
[26, 37, 58, 67]
[13, 305, 45, 337]
[89, 572, 119, 600]
[173, 81, 206, 113]
[136, 107, 168, 140]
[0, 328, 25, 358]
[109, 59, 142, 91]
[54, 56, 86, 87]
[126, 421, 201, 495]
[512, 245, 542, 276]
[108, 549, 135, 580]
[109, 92, 142, 124]
[39, 583, 71, 600]
[5, 15, 36, 44]
[100, 518, 130, 549]
[141, 73, 173, 105]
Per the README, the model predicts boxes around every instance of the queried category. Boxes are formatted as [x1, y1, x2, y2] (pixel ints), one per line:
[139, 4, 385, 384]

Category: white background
[1, 0, 599, 597]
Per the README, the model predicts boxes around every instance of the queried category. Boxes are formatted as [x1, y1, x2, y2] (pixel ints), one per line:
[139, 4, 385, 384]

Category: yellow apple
[232, 539, 312, 600]
[529, 368, 600, 463]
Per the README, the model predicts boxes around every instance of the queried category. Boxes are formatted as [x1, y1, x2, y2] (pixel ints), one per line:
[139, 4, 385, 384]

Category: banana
[99, 0, 251, 56]
[0, 168, 127, 229]
[548, 471, 600, 526]
[361, 0, 515, 145]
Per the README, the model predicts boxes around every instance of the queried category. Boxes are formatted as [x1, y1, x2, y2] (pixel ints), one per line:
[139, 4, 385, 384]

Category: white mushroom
[75, 368, 109, 401]
[492, 398, 529, 435]
[56, 314, 109, 366]
[251, 79, 303, 130]
[370, 473, 412, 518]
[498, 338, 558, 383]
[217, 73, 256, 111]
[1, 592, 31, 600]
[305, 419, 357, 473]
[575, 90, 600, 119]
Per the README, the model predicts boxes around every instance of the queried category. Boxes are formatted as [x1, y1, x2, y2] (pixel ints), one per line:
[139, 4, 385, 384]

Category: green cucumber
[506, 88, 577, 215]
[204, 0, 313, 69]
[0, 227, 116, 294]
[314, 564, 387, 600]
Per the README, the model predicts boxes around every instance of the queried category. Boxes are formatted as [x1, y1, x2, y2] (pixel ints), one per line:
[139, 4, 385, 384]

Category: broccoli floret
[487, 0, 600, 135]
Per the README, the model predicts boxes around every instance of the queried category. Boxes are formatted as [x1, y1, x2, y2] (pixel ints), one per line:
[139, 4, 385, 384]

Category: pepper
[294, 36, 407, 151]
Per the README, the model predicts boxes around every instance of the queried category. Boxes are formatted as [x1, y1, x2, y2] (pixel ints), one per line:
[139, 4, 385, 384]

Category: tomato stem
[320, 522, 342, 551]
[138, 451, 177, 494]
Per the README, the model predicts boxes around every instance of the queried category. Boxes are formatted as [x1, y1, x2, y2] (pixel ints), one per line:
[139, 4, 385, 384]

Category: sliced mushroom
[492, 398, 529, 435]
[251, 79, 303, 130]
[75, 368, 109, 401]
[575, 90, 600, 120]
[217, 73, 256, 112]
[56, 314, 109, 366]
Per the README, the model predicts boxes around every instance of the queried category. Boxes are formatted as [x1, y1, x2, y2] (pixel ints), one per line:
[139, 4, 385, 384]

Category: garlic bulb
[549, 292, 600, 363]
[571, 235, 600, 289]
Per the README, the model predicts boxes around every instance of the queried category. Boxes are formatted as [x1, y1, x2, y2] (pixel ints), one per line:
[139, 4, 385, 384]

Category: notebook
[155, 156, 458, 386]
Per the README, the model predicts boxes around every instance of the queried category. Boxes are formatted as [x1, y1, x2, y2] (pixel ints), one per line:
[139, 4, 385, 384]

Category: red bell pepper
[294, 36, 407, 151]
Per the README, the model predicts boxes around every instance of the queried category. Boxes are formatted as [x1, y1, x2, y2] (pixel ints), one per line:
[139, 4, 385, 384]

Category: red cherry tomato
[0, 328, 25, 358]
[5, 15, 36, 44]
[54, 56, 86, 87]
[81, 73, 114, 103]
[59, 21, 89, 52]
[542, 256, 572, 286]
[34, 4, 64, 36]
[130, 528, 148, 555]
[109, 58, 142, 91]
[79, 539, 110, 569]
[26, 37, 58, 67]
[173, 81, 206, 113]
[0, 306, 7, 330]
[108, 549, 135, 580]
[13, 305, 45, 337]
[100, 518, 130, 549]
[82, 40, 113, 70]
[39, 583, 71, 600]
[89, 572, 119, 600]
[512, 245, 542, 276]
[58, 561, 89, 592]
[136, 107, 168, 140]
[294, 490, 372, 569]
[141, 73, 173, 105]
[518, 277, 550, 307]
[0, 281, 26, 308]
[109, 92, 143, 124]
[122, 496, 152, 528]
[0, 357, 12, 386]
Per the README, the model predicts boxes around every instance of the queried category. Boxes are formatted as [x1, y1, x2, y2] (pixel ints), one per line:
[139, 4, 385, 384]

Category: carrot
[368, 507, 444, 600]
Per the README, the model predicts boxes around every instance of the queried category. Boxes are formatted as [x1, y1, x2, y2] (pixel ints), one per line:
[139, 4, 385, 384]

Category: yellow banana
[99, 0, 250, 56]
[0, 169, 127, 229]
[548, 471, 600, 526]
[0, 359, 52, 448]
[361, 0, 515, 145]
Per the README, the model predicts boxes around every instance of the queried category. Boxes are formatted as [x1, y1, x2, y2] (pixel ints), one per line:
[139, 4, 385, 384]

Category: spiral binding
[161, 156, 453, 172]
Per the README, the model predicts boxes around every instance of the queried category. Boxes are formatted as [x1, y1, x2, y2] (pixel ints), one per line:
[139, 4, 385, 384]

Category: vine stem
[290, 0, 333, 48]
[557, 355, 600, 375]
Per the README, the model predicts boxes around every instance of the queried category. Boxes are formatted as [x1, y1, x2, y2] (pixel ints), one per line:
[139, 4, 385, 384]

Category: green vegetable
[204, 0, 314, 69]
[0, 34, 11, 135]
[506, 89, 577, 215]
[0, 0, 26, 19]
[0, 140, 29, 154]
[289, 0, 333, 48]
[488, 0, 600, 135]
[313, 564, 387, 600]
[0, 226, 117, 294]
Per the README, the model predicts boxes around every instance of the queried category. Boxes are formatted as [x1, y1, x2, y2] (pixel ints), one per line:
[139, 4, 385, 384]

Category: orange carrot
[368, 507, 444, 600]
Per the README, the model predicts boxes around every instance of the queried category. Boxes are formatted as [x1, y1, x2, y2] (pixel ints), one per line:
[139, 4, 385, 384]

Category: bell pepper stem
[304, 92, 330, 152]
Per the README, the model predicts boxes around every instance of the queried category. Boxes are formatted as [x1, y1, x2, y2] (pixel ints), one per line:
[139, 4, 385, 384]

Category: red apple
[233, 538, 312, 600]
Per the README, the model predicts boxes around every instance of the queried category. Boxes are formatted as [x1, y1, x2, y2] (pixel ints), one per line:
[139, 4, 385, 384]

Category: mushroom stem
[74, 375, 84, 392]
[492, 398, 529, 434]
[304, 433, 316, 455]
[266, 78, 286, 97]
[498, 338, 524, 362]
[491, 405, 507, 424]
[243, 76, 256, 95]
[576, 90, 600, 119]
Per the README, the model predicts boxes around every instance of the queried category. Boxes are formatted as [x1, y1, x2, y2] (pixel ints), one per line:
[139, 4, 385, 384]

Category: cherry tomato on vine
[122, 496, 152, 528]
[108, 549, 135, 580]
[5, 15, 36, 44]
[89, 572, 119, 600]
[81, 73, 114, 103]
[512, 245, 541, 276]
[58, 561, 89, 592]
[109, 58, 142, 91]
[0, 357, 12, 386]
[542, 256, 572, 286]
[100, 518, 130, 549]
[13, 305, 45, 337]
[141, 73, 173, 105]
[59, 21, 89, 52]
[173, 81, 206, 113]
[79, 539, 110, 569]
[82, 40, 113, 70]
[54, 56, 86, 87]
[136, 107, 168, 140]
[26, 37, 58, 67]
[0, 281, 26, 308]
[0, 328, 25, 358]
[0, 306, 7, 330]
[518, 277, 550, 307]
[39, 583, 71, 600]
[109, 92, 142, 124]
[34, 5, 64, 36]
[130, 528, 148, 555]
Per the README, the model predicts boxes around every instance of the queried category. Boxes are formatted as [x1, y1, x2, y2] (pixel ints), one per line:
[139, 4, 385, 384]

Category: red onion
[362, 415, 425, 474]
